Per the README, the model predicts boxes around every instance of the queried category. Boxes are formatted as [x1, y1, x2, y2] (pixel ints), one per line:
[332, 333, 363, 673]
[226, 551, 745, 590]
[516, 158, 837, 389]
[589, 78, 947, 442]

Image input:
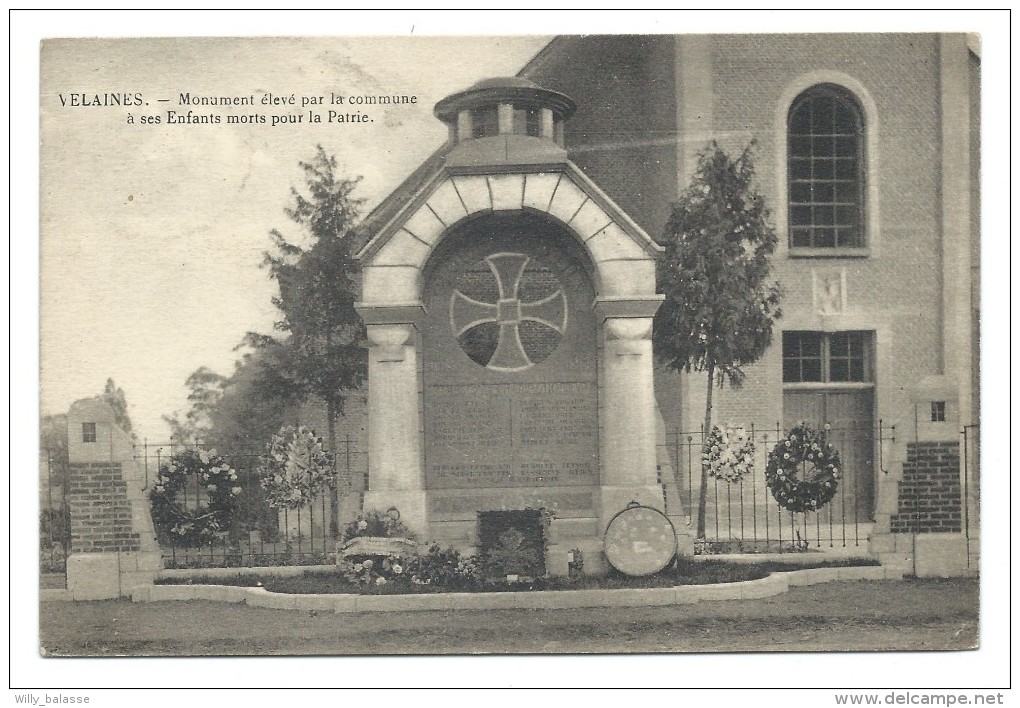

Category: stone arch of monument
[357, 167, 661, 306]
[353, 77, 677, 573]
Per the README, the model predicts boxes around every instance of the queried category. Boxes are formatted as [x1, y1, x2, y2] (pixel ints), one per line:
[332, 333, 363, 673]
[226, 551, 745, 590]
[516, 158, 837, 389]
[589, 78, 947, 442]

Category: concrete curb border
[126, 565, 901, 612]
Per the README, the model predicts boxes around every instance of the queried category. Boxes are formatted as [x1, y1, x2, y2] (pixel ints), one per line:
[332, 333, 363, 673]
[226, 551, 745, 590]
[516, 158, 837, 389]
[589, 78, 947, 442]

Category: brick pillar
[869, 440, 971, 578]
[65, 398, 161, 599]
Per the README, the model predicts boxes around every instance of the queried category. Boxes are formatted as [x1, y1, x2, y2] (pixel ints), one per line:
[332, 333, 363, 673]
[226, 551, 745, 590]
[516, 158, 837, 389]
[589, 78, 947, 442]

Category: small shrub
[40, 507, 70, 542]
[568, 548, 584, 579]
[407, 544, 480, 588]
[40, 543, 67, 574]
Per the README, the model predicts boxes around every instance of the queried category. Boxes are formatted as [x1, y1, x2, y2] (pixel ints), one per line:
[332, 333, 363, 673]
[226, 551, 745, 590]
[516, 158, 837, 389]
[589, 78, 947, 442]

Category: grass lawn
[39, 577, 978, 655]
[155, 557, 879, 595]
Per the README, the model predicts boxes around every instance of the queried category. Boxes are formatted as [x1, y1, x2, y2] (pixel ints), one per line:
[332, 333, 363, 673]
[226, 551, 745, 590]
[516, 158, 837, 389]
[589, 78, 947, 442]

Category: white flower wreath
[258, 426, 337, 510]
[702, 425, 756, 484]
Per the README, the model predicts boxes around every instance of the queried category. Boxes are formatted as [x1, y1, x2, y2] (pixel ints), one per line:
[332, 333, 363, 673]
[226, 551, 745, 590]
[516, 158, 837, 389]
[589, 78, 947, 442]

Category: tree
[102, 378, 135, 439]
[40, 413, 69, 487]
[164, 347, 306, 448]
[249, 145, 368, 537]
[653, 141, 783, 539]
[204, 346, 303, 452]
[40, 413, 68, 457]
[163, 366, 229, 443]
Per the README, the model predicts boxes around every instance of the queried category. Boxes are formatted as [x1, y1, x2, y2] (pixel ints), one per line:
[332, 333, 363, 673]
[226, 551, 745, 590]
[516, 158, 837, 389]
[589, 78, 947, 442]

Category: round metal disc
[603, 504, 678, 576]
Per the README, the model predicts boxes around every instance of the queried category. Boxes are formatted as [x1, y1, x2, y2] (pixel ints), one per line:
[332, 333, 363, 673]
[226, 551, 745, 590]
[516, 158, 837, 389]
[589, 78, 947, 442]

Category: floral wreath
[765, 423, 842, 512]
[703, 425, 755, 483]
[149, 448, 241, 546]
[258, 426, 337, 510]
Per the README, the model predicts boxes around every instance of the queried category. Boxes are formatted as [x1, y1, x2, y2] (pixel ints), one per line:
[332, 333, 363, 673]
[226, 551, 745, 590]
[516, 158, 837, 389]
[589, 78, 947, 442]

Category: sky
[39, 34, 551, 441]
[12, 9, 1013, 695]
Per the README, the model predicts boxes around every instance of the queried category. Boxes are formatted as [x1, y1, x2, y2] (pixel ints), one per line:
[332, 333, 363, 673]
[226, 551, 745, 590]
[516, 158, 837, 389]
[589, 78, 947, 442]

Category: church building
[350, 34, 980, 576]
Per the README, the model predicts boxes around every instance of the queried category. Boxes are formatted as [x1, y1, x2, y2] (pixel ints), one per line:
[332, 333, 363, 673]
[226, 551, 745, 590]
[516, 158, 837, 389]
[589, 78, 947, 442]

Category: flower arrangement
[149, 448, 241, 546]
[339, 555, 404, 586]
[258, 426, 337, 510]
[765, 423, 842, 512]
[341, 508, 413, 542]
[703, 425, 755, 484]
[337, 544, 482, 589]
[480, 528, 545, 578]
[409, 544, 481, 587]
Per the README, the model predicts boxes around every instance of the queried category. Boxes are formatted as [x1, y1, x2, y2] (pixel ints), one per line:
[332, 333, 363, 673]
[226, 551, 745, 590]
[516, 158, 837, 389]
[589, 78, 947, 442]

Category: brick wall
[67, 461, 141, 553]
[523, 35, 679, 238]
[523, 35, 956, 439]
[711, 33, 945, 433]
[889, 441, 962, 533]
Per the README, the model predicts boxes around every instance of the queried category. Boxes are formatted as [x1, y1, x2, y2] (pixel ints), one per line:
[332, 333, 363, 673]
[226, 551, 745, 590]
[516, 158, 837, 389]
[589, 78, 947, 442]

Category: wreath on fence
[765, 423, 842, 513]
[149, 448, 241, 546]
[703, 425, 755, 483]
[258, 426, 337, 510]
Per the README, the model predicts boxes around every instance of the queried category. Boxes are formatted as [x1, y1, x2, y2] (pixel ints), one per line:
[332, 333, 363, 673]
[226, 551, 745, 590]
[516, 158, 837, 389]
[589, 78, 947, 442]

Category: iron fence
[135, 437, 367, 569]
[46, 416, 977, 573]
[664, 422, 897, 554]
[40, 449, 69, 584]
[961, 423, 979, 569]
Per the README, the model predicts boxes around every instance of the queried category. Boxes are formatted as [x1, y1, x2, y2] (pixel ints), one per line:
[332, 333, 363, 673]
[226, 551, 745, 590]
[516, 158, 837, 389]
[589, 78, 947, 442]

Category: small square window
[931, 401, 946, 422]
[82, 422, 97, 443]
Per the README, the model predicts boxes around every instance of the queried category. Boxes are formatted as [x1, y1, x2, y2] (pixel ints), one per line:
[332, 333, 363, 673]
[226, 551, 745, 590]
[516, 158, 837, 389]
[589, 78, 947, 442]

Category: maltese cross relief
[450, 252, 568, 372]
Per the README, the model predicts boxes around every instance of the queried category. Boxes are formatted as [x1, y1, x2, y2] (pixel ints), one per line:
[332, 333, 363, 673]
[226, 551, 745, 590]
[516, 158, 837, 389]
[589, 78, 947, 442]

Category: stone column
[597, 316, 668, 528]
[361, 322, 428, 537]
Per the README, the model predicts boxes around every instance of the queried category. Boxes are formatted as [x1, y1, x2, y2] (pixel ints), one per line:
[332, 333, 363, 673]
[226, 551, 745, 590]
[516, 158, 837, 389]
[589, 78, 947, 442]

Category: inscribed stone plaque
[422, 213, 599, 500]
[425, 381, 597, 489]
[428, 488, 596, 521]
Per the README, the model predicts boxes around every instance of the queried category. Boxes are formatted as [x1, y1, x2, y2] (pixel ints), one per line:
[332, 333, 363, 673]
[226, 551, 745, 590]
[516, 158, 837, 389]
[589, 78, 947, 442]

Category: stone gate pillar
[358, 310, 428, 537]
[64, 398, 162, 600]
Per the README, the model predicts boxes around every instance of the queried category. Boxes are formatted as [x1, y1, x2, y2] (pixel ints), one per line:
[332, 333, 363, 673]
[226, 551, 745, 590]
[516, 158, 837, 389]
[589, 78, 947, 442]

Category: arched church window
[788, 85, 865, 249]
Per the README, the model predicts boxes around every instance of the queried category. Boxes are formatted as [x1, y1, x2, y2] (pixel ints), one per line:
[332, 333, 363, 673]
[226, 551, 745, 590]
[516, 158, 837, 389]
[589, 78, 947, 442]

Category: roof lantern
[434, 76, 576, 146]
